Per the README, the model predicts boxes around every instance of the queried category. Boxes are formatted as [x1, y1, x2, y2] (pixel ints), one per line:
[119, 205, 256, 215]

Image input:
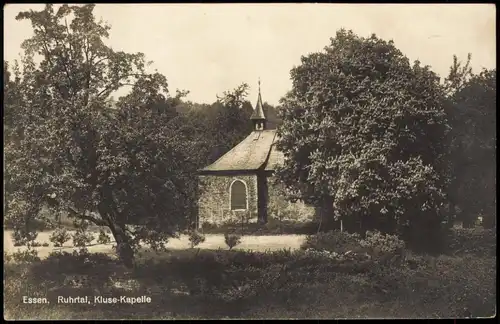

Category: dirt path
[4, 230, 306, 258]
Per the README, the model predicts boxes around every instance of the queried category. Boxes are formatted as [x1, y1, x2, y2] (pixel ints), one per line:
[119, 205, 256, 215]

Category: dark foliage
[201, 221, 320, 236]
[444, 56, 496, 229]
[275, 29, 450, 252]
[301, 230, 362, 254]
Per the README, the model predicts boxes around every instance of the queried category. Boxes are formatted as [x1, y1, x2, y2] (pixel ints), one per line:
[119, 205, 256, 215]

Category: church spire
[250, 78, 267, 131]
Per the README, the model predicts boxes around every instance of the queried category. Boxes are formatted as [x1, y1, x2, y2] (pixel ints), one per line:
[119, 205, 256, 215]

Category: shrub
[262, 220, 320, 235]
[301, 230, 362, 254]
[224, 233, 242, 250]
[360, 230, 405, 254]
[188, 231, 206, 248]
[28, 241, 42, 247]
[49, 228, 71, 247]
[72, 221, 95, 247]
[359, 230, 406, 266]
[72, 230, 94, 247]
[11, 248, 40, 263]
[97, 229, 112, 245]
[4, 251, 13, 263]
[200, 220, 320, 236]
[11, 229, 38, 246]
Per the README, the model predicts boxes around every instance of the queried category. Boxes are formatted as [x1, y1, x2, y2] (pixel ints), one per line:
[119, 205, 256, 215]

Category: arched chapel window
[230, 180, 247, 210]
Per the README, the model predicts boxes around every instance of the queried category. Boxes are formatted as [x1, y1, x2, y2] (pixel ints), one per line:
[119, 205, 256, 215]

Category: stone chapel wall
[198, 175, 258, 227]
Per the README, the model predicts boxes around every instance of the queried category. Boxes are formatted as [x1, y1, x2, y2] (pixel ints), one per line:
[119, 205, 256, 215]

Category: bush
[224, 233, 242, 250]
[360, 230, 405, 254]
[28, 241, 42, 247]
[97, 229, 112, 245]
[11, 229, 38, 246]
[262, 220, 320, 235]
[49, 228, 71, 247]
[11, 248, 40, 263]
[4, 251, 13, 263]
[72, 230, 94, 247]
[188, 231, 206, 248]
[200, 221, 320, 236]
[301, 230, 362, 254]
[72, 221, 94, 247]
[446, 227, 496, 257]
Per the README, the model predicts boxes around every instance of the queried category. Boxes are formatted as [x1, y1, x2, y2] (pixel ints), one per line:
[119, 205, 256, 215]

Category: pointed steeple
[251, 78, 267, 131]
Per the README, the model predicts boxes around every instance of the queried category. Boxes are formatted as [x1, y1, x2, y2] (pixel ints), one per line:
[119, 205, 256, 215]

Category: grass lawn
[3, 229, 496, 320]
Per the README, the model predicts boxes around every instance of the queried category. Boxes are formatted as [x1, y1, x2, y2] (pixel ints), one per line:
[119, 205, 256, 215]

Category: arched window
[230, 180, 247, 211]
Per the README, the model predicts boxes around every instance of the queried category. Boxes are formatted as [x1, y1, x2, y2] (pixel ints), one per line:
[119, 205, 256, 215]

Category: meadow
[3, 227, 496, 320]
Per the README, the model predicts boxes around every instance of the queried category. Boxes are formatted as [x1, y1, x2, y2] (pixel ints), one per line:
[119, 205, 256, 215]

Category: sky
[3, 4, 496, 106]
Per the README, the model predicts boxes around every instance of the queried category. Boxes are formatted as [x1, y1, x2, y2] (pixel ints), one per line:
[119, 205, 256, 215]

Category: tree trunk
[98, 206, 135, 268]
[319, 196, 335, 231]
[110, 223, 135, 269]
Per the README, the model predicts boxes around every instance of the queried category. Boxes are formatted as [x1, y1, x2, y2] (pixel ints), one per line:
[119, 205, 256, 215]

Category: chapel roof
[199, 79, 282, 174]
[199, 129, 281, 173]
[265, 140, 285, 171]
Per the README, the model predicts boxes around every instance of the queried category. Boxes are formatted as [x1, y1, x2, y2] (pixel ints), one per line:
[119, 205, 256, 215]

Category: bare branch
[93, 57, 110, 66]
[68, 206, 108, 227]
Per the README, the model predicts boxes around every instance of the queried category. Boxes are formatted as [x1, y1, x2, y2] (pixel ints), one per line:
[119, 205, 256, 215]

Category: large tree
[262, 102, 281, 130]
[4, 4, 197, 266]
[182, 83, 254, 165]
[444, 55, 496, 228]
[275, 30, 450, 250]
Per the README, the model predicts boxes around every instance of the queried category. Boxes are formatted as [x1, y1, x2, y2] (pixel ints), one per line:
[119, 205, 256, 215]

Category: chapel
[197, 80, 315, 228]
